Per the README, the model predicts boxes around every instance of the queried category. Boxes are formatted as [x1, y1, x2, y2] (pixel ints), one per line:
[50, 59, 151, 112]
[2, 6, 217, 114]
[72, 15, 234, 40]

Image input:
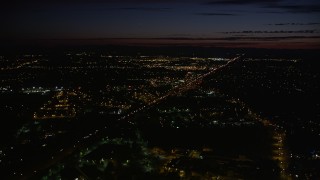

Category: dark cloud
[195, 12, 237, 16]
[108, 35, 320, 41]
[1, 0, 197, 5]
[223, 30, 318, 34]
[118, 7, 171, 12]
[0, 0, 289, 6]
[3, 0, 320, 15]
[234, 36, 320, 41]
[264, 4, 320, 13]
[204, 0, 320, 14]
[166, 33, 194, 37]
[267, 23, 320, 26]
[3, 36, 319, 49]
[205, 0, 281, 5]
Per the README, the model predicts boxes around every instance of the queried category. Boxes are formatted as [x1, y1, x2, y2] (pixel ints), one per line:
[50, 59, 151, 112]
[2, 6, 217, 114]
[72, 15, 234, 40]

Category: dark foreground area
[0, 47, 319, 179]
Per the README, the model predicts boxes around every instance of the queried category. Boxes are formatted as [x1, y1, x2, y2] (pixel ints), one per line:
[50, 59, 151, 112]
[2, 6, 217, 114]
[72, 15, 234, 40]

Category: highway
[16, 54, 244, 180]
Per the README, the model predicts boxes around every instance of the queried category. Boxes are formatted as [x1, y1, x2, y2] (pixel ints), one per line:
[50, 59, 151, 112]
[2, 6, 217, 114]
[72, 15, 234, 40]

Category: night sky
[1, 0, 320, 49]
